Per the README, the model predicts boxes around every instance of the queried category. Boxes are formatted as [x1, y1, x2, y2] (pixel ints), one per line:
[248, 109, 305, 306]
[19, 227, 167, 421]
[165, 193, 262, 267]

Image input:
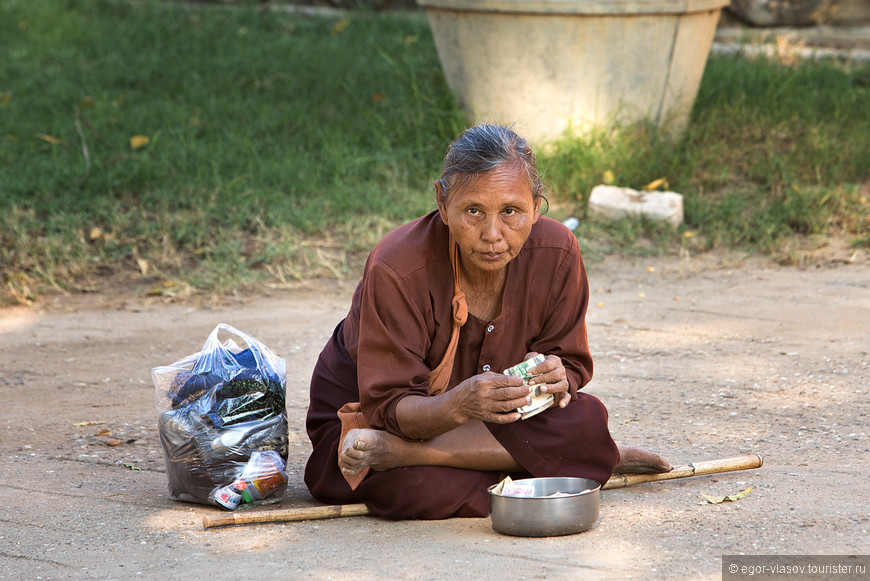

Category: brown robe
[304, 211, 619, 519]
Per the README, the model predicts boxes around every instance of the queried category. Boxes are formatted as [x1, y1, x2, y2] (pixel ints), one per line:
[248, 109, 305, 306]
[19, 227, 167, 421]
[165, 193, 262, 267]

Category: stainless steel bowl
[488, 477, 600, 537]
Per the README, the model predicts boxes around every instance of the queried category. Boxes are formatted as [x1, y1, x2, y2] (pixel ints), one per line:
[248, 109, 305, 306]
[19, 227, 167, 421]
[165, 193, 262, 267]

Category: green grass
[542, 55, 870, 257]
[2, 0, 869, 304]
[1, 0, 465, 302]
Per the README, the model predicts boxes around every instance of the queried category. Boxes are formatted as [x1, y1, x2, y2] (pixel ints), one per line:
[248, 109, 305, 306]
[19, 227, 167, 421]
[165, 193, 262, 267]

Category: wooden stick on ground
[203, 502, 370, 529]
[202, 454, 763, 529]
[602, 454, 763, 490]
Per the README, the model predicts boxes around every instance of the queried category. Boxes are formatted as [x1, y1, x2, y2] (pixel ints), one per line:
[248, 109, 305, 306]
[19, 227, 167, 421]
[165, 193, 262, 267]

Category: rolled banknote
[503, 354, 554, 420]
[502, 353, 546, 382]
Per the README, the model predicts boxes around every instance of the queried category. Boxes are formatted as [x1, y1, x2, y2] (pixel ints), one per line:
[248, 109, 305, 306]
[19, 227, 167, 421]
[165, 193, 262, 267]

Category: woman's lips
[479, 251, 505, 261]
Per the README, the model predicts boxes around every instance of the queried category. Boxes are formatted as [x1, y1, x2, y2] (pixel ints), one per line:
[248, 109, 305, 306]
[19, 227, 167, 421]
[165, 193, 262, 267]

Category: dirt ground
[1, 247, 869, 580]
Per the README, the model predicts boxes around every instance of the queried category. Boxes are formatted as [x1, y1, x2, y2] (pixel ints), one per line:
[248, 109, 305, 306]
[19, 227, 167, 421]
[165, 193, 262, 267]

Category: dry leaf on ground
[701, 487, 753, 504]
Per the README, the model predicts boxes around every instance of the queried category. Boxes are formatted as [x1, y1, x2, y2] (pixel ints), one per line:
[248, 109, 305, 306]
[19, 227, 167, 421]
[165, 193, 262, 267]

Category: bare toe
[339, 429, 370, 474]
[341, 428, 364, 454]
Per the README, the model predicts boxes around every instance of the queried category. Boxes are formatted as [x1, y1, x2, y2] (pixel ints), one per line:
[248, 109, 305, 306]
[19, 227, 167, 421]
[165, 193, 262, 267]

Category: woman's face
[436, 162, 541, 279]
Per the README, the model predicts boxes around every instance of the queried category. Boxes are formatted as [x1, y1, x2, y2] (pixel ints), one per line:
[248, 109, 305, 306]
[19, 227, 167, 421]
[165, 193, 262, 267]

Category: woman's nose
[480, 218, 502, 242]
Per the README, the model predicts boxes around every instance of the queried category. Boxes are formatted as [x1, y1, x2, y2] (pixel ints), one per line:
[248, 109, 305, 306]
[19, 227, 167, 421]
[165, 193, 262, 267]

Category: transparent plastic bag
[152, 324, 288, 509]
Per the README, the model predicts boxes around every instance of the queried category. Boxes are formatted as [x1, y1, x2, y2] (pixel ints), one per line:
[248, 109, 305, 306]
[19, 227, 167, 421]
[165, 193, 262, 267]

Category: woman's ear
[531, 194, 542, 224]
[435, 180, 449, 225]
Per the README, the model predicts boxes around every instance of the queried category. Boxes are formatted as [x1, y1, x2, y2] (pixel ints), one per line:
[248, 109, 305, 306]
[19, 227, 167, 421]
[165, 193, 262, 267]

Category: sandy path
[1, 255, 868, 579]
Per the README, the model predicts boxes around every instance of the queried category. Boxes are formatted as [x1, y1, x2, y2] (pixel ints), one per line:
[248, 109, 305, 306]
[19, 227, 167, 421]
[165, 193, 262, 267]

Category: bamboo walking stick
[203, 502, 370, 529]
[602, 454, 763, 490]
[202, 454, 762, 529]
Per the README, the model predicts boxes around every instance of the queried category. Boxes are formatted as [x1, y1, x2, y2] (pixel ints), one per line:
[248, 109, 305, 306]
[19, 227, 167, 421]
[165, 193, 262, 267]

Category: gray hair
[436, 124, 545, 204]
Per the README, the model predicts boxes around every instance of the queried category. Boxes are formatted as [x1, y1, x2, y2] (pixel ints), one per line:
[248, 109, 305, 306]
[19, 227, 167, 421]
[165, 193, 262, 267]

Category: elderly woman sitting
[304, 124, 670, 519]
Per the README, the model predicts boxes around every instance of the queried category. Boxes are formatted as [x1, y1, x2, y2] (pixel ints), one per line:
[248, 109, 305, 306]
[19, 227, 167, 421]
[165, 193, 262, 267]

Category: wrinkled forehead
[445, 159, 535, 198]
[443, 164, 538, 211]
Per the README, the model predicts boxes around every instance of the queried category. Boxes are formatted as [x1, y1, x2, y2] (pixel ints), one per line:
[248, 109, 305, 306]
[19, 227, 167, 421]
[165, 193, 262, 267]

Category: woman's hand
[396, 374, 531, 439]
[524, 352, 571, 408]
[396, 353, 569, 439]
[449, 373, 533, 424]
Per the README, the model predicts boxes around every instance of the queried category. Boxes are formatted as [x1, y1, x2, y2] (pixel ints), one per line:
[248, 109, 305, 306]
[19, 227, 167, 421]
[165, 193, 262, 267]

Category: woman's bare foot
[339, 428, 413, 478]
[614, 444, 673, 474]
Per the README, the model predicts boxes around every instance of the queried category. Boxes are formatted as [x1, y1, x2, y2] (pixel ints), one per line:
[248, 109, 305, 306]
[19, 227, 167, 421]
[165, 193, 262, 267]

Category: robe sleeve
[354, 257, 438, 436]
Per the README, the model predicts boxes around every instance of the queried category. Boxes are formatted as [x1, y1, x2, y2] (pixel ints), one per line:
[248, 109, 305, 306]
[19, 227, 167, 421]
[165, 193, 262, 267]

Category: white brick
[588, 185, 684, 227]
